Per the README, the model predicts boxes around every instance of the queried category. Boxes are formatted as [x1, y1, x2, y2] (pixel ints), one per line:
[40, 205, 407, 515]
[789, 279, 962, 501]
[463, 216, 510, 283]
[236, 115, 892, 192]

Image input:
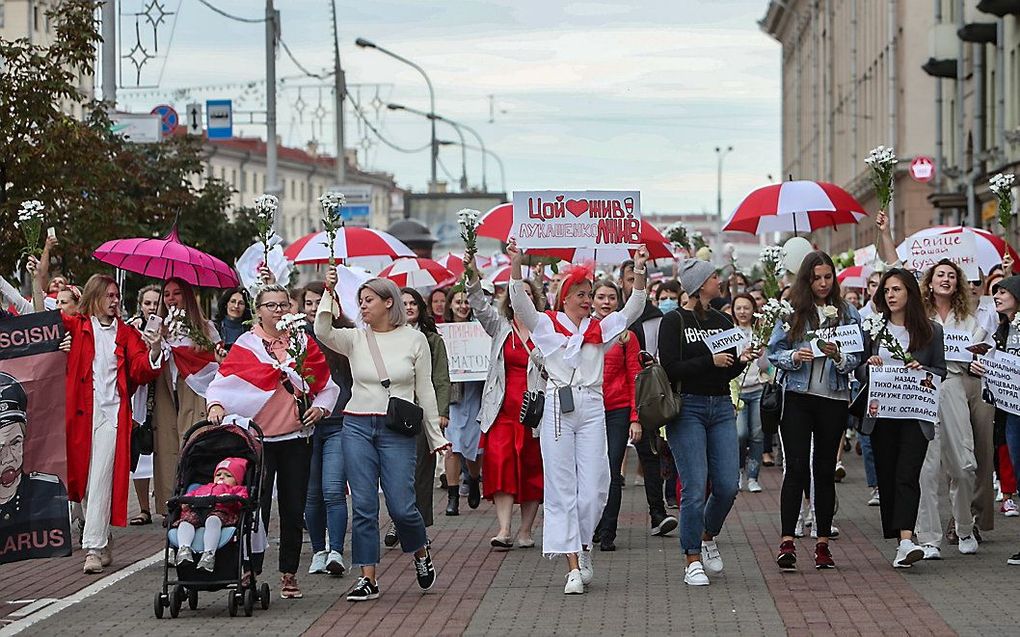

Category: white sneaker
[893, 540, 924, 568]
[794, 514, 805, 538]
[834, 462, 846, 482]
[700, 540, 723, 574]
[921, 544, 941, 560]
[684, 561, 710, 586]
[958, 535, 979, 555]
[325, 550, 346, 576]
[747, 478, 762, 493]
[1003, 498, 1019, 517]
[738, 471, 746, 492]
[564, 569, 584, 594]
[578, 549, 594, 585]
[308, 550, 329, 574]
[811, 524, 840, 539]
[867, 488, 881, 507]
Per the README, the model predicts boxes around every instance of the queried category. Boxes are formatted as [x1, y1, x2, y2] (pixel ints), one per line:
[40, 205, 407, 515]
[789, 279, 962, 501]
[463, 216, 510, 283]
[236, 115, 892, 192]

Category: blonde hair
[358, 278, 407, 327]
[79, 274, 119, 317]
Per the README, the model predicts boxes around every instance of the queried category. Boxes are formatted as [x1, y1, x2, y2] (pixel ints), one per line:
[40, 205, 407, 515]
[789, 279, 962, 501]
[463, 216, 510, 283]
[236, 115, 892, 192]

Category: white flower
[822, 305, 839, 320]
[276, 313, 307, 332]
[16, 200, 44, 225]
[861, 314, 885, 338]
[990, 173, 1016, 196]
[456, 208, 481, 228]
[319, 191, 346, 215]
[865, 145, 896, 167]
[253, 194, 279, 217]
[1012, 313, 1020, 331]
[782, 322, 792, 332]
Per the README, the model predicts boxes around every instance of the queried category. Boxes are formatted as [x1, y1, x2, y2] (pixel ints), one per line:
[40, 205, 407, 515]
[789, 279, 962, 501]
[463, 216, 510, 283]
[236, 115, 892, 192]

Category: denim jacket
[767, 304, 864, 395]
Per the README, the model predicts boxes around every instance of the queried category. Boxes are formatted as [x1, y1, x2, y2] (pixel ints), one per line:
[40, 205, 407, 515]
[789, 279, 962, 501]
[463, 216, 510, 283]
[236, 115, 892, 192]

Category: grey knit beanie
[678, 259, 716, 296]
[993, 275, 1020, 301]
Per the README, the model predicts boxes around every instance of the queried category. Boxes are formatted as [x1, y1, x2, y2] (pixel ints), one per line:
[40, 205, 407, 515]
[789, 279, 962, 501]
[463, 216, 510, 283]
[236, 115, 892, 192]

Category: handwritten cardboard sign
[809, 324, 865, 357]
[704, 327, 748, 355]
[511, 190, 641, 249]
[437, 321, 491, 382]
[898, 232, 979, 280]
[979, 351, 1020, 416]
[866, 365, 941, 423]
[943, 328, 974, 363]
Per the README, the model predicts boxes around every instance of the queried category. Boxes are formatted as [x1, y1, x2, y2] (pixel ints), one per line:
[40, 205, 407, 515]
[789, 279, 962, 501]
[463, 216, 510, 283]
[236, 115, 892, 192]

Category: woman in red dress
[464, 255, 545, 549]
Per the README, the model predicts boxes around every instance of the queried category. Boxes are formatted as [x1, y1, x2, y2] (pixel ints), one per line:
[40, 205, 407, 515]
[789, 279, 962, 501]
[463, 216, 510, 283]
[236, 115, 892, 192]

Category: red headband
[556, 262, 595, 310]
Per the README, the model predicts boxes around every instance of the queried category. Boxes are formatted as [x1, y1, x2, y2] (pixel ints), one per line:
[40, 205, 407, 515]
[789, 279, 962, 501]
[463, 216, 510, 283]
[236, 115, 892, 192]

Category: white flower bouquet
[760, 245, 786, 300]
[457, 208, 481, 257]
[163, 306, 215, 351]
[990, 173, 1016, 231]
[865, 145, 897, 211]
[861, 313, 913, 364]
[665, 222, 691, 253]
[15, 200, 45, 258]
[751, 298, 794, 351]
[319, 191, 346, 266]
[253, 194, 279, 266]
[276, 313, 317, 415]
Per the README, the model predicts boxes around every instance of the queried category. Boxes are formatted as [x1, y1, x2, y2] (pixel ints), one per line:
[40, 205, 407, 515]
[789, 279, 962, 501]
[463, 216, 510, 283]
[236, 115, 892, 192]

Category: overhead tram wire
[348, 93, 430, 154]
[196, 0, 266, 23]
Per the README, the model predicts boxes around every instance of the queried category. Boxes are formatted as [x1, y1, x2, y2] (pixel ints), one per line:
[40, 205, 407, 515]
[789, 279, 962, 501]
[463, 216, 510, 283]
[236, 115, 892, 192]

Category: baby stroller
[153, 420, 268, 618]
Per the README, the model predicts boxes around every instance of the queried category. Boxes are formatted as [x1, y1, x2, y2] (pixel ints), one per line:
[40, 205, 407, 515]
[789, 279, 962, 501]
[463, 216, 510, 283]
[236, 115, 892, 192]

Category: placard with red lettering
[511, 190, 642, 249]
[897, 231, 979, 280]
[0, 311, 71, 564]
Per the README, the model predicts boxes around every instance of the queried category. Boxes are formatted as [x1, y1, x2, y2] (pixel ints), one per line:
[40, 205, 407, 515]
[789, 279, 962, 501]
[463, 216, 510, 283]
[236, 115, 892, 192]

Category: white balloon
[783, 237, 814, 274]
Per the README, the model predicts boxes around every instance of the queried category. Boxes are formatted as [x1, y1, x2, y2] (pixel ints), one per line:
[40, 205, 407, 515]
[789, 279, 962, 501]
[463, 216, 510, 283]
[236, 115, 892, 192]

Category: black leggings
[260, 438, 312, 574]
[779, 392, 847, 538]
[870, 418, 928, 539]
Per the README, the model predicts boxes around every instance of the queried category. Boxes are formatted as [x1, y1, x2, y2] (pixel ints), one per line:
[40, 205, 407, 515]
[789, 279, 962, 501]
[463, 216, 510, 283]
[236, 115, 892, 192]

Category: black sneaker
[599, 538, 616, 552]
[384, 522, 399, 548]
[414, 548, 437, 591]
[346, 576, 380, 602]
[651, 515, 678, 537]
[1008, 550, 1020, 566]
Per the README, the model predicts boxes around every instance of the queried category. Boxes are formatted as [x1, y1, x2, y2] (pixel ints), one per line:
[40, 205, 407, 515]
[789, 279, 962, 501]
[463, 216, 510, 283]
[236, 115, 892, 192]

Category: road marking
[5, 600, 58, 619]
[0, 550, 163, 636]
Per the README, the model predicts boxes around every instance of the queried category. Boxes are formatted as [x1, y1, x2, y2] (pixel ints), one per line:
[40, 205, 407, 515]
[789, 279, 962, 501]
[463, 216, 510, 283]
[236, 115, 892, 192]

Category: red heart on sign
[565, 199, 588, 217]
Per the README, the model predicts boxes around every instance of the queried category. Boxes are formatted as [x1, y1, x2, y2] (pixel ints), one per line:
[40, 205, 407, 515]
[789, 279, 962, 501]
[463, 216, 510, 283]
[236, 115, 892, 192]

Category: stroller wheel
[259, 582, 270, 610]
[153, 592, 166, 619]
[170, 585, 184, 618]
[243, 588, 255, 617]
[188, 588, 198, 610]
[227, 591, 239, 617]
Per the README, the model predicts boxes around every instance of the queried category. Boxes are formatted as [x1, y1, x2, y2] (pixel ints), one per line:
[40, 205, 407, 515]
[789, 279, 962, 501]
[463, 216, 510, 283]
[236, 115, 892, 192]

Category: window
[33, 6, 40, 31]
[240, 170, 247, 192]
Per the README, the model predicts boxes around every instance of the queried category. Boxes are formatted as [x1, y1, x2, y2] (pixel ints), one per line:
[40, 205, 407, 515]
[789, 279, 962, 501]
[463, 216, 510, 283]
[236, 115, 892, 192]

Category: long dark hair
[786, 251, 846, 341]
[215, 287, 251, 323]
[875, 268, 933, 353]
[402, 287, 438, 335]
[444, 287, 473, 322]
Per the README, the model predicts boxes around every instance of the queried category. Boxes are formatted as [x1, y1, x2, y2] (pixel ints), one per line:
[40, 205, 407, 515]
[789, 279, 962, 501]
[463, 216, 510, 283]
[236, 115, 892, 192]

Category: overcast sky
[116, 0, 781, 215]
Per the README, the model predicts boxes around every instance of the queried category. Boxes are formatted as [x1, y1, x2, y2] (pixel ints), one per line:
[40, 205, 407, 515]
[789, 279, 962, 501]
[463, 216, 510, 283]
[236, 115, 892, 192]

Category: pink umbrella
[724, 180, 868, 235]
[378, 258, 454, 289]
[93, 227, 239, 288]
[284, 228, 414, 265]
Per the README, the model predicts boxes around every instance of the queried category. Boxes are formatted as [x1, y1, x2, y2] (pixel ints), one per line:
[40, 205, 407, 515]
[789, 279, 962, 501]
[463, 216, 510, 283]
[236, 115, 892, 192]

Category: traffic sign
[185, 103, 202, 136]
[909, 156, 935, 183]
[206, 99, 233, 140]
[110, 113, 161, 143]
[150, 104, 179, 137]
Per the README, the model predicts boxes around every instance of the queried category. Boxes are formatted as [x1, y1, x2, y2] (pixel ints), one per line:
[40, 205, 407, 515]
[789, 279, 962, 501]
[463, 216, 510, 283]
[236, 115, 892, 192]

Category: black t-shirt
[658, 307, 747, 396]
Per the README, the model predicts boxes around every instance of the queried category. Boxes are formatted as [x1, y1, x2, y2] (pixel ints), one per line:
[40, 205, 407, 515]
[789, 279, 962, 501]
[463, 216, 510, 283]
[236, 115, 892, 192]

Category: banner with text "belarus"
[512, 190, 641, 249]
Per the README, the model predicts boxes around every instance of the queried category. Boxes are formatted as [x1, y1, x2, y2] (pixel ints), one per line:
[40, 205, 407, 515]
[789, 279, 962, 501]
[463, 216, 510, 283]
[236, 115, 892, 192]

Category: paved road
[3, 441, 1020, 635]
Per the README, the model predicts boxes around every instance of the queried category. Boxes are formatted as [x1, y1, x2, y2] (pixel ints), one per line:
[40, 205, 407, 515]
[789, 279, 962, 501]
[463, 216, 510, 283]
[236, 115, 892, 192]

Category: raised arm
[506, 240, 543, 331]
[0, 275, 32, 315]
[875, 210, 900, 268]
[466, 278, 504, 337]
[315, 267, 356, 355]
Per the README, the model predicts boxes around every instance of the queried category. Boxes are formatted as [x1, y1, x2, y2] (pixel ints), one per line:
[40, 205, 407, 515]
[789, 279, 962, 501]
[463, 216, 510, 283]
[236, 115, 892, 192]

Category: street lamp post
[356, 37, 437, 191]
[715, 145, 734, 220]
[389, 103, 468, 191]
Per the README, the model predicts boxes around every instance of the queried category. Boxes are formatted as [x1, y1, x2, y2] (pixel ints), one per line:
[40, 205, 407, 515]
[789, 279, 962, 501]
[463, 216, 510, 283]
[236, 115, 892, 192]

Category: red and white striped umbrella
[435, 252, 492, 279]
[486, 265, 551, 286]
[837, 265, 869, 288]
[283, 228, 414, 264]
[377, 257, 454, 288]
[896, 226, 1020, 275]
[724, 180, 868, 235]
[477, 203, 513, 241]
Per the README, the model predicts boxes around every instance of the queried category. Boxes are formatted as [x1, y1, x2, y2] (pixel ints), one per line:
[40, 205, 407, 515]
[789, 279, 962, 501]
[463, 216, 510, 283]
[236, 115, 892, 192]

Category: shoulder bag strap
[510, 321, 548, 380]
[363, 328, 392, 392]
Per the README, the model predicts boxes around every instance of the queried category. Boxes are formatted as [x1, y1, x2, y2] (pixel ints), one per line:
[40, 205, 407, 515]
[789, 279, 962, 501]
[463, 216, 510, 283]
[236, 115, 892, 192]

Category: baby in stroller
[173, 457, 249, 571]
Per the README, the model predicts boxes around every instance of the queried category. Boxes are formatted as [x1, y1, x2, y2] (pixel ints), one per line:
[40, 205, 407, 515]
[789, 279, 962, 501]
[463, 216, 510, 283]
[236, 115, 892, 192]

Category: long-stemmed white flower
[760, 245, 785, 299]
[253, 194, 279, 267]
[990, 172, 1016, 232]
[861, 313, 913, 364]
[15, 200, 45, 258]
[865, 145, 897, 211]
[276, 313, 316, 411]
[750, 298, 794, 351]
[319, 191, 346, 266]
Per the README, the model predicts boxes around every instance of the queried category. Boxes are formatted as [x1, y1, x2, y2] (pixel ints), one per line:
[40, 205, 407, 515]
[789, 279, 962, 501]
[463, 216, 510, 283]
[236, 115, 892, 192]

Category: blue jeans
[859, 431, 878, 488]
[736, 389, 764, 480]
[596, 408, 632, 543]
[342, 414, 426, 566]
[666, 394, 740, 555]
[305, 420, 348, 554]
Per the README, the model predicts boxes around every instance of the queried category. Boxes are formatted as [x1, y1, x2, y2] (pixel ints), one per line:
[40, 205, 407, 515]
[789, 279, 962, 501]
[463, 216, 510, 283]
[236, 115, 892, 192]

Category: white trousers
[539, 386, 609, 556]
[82, 410, 118, 552]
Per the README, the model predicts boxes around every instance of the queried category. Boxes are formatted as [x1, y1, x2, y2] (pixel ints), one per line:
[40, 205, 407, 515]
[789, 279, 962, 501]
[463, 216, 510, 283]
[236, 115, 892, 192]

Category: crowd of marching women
[9, 200, 1020, 602]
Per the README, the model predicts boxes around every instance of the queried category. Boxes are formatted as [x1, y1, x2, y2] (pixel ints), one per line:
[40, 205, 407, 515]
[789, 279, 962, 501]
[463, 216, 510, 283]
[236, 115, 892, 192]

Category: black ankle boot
[467, 477, 481, 509]
[445, 486, 460, 516]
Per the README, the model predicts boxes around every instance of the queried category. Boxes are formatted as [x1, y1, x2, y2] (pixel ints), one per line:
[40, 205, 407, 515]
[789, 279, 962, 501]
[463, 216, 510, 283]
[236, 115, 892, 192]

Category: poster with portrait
[865, 365, 941, 423]
[0, 311, 71, 564]
[978, 351, 1020, 417]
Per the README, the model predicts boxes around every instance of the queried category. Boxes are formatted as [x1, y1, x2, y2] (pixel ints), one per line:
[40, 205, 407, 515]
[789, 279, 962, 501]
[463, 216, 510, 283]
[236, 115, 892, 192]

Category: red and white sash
[530, 310, 629, 367]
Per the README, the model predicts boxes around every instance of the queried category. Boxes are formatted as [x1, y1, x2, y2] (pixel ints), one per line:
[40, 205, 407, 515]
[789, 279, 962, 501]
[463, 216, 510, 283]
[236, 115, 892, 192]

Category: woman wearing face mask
[591, 280, 642, 552]
[656, 280, 681, 315]
[913, 259, 995, 560]
[442, 288, 484, 515]
[732, 292, 769, 493]
[659, 260, 759, 586]
[860, 269, 945, 569]
[463, 256, 544, 550]
[508, 240, 650, 595]
[769, 251, 862, 572]
[152, 278, 223, 521]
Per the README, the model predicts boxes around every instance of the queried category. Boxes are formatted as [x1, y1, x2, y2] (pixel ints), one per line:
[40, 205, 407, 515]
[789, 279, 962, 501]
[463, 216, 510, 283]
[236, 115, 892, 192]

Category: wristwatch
[633, 267, 646, 275]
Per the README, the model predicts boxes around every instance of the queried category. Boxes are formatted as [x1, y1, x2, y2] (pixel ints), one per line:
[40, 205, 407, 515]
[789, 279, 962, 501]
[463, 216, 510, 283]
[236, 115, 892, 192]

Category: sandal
[490, 536, 514, 550]
[129, 510, 152, 526]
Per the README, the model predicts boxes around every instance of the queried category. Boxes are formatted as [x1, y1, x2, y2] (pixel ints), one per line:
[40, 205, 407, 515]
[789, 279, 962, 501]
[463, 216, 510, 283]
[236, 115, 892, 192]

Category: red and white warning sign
[909, 156, 935, 183]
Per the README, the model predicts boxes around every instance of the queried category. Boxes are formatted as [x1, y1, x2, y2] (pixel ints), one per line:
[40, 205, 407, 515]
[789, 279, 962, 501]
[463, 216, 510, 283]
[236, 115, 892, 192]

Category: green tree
[0, 0, 257, 284]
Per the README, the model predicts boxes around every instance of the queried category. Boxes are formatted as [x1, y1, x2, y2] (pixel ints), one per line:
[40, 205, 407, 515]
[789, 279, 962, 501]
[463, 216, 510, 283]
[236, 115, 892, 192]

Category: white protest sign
[437, 321, 491, 382]
[979, 351, 1020, 416]
[897, 232, 979, 280]
[854, 244, 877, 267]
[809, 324, 865, 357]
[866, 365, 941, 423]
[704, 328, 749, 354]
[512, 190, 641, 249]
[943, 328, 974, 363]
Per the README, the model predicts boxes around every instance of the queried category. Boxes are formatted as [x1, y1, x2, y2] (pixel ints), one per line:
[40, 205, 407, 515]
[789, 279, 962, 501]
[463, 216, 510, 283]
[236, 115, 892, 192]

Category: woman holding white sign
[442, 288, 484, 516]
[768, 251, 863, 572]
[506, 239, 648, 595]
[859, 268, 946, 569]
[914, 259, 995, 559]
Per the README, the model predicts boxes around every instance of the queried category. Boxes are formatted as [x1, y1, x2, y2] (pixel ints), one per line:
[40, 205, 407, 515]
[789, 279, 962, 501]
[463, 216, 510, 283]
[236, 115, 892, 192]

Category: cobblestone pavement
[4, 441, 1020, 635]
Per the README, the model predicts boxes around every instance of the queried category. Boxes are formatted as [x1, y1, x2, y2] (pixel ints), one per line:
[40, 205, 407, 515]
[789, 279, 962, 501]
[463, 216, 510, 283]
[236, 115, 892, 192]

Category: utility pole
[329, 0, 346, 185]
[101, 0, 117, 109]
[265, 0, 279, 209]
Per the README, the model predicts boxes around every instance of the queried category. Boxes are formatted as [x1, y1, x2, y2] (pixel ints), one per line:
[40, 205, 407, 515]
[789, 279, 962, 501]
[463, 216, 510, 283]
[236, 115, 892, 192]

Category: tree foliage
[0, 0, 257, 286]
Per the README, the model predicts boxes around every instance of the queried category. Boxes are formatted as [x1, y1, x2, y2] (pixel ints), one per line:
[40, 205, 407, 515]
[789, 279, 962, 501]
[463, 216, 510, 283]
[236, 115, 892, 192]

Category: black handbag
[760, 371, 784, 436]
[512, 323, 545, 429]
[366, 328, 423, 437]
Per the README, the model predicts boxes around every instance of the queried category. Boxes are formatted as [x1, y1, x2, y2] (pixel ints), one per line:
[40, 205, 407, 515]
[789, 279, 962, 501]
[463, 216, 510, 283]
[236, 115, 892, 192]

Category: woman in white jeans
[507, 239, 648, 595]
